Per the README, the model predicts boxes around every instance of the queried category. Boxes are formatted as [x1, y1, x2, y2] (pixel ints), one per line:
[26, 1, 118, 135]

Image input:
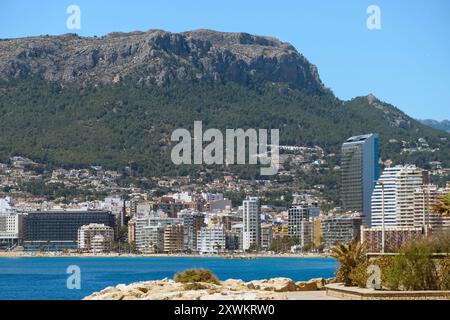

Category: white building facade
[0, 211, 23, 249]
[197, 225, 226, 254]
[242, 197, 261, 250]
[77, 223, 114, 253]
[371, 165, 423, 228]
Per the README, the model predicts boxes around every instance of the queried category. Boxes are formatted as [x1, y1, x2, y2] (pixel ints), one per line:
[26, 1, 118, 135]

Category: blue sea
[0, 257, 337, 300]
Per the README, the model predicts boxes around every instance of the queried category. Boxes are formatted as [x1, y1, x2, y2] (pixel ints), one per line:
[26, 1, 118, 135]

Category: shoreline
[84, 277, 336, 300]
[0, 251, 331, 259]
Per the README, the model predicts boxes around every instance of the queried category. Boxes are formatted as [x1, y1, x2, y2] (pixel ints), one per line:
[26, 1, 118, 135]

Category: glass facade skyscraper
[341, 133, 379, 226]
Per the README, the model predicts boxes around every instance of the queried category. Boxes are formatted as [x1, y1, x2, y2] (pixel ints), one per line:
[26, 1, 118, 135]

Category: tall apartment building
[260, 223, 274, 251]
[163, 224, 184, 253]
[179, 211, 205, 252]
[242, 197, 261, 250]
[413, 184, 450, 231]
[77, 223, 114, 253]
[371, 165, 423, 228]
[197, 225, 226, 254]
[288, 203, 319, 248]
[320, 213, 363, 247]
[230, 223, 243, 251]
[341, 134, 379, 226]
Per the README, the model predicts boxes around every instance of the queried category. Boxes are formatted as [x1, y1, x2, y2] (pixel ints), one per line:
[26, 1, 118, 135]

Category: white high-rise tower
[242, 197, 261, 250]
[371, 165, 423, 228]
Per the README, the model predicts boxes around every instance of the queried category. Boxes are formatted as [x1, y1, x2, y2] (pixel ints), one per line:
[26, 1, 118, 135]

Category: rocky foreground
[84, 277, 335, 300]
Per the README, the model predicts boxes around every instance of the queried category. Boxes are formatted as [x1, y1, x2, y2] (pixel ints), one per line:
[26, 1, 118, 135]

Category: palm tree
[330, 238, 367, 286]
[432, 192, 450, 216]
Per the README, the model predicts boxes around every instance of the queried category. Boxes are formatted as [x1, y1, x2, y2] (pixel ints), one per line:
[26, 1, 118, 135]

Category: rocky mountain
[419, 119, 450, 133]
[0, 29, 324, 93]
[0, 29, 449, 176]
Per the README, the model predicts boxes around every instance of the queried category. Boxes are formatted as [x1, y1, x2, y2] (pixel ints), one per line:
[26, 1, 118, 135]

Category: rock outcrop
[84, 277, 335, 300]
[0, 29, 325, 93]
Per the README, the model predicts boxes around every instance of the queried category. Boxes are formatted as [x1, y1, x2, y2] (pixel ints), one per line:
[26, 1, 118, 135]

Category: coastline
[84, 277, 337, 300]
[0, 251, 330, 259]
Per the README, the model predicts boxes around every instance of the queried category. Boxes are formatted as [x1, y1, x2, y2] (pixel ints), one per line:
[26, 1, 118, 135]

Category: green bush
[332, 233, 450, 290]
[174, 269, 219, 284]
[373, 256, 394, 289]
[382, 240, 440, 290]
[437, 257, 450, 290]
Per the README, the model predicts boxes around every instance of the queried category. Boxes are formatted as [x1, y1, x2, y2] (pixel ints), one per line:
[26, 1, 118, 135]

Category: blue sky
[1, 0, 449, 120]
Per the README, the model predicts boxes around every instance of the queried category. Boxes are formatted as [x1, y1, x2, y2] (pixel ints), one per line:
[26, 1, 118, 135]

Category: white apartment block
[242, 197, 261, 250]
[0, 211, 23, 248]
[197, 225, 226, 254]
[371, 165, 423, 228]
[77, 223, 114, 253]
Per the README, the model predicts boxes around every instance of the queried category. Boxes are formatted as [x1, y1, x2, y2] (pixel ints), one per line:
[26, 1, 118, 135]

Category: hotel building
[341, 133, 379, 226]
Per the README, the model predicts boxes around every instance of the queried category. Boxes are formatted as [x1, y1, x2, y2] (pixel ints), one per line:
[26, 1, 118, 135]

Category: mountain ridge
[0, 29, 325, 94]
[419, 119, 450, 133]
[0, 29, 449, 177]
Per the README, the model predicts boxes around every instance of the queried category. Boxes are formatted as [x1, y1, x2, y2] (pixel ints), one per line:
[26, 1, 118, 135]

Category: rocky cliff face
[0, 29, 324, 92]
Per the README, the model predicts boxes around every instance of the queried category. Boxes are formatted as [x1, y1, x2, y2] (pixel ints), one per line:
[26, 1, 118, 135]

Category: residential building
[197, 225, 226, 254]
[133, 214, 182, 253]
[273, 223, 289, 240]
[0, 211, 23, 250]
[260, 223, 273, 251]
[225, 229, 241, 251]
[361, 226, 423, 252]
[163, 224, 184, 253]
[413, 184, 450, 231]
[320, 213, 363, 247]
[341, 133, 379, 226]
[242, 197, 261, 250]
[77, 223, 114, 253]
[288, 203, 319, 248]
[179, 211, 205, 252]
[371, 165, 423, 228]
[140, 225, 165, 253]
[230, 223, 243, 250]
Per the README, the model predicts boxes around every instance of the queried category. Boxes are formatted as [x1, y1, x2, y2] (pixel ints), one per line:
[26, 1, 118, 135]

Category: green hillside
[1, 77, 449, 177]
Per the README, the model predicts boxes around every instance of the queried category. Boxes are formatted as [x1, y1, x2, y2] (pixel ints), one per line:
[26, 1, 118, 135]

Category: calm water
[0, 257, 337, 300]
